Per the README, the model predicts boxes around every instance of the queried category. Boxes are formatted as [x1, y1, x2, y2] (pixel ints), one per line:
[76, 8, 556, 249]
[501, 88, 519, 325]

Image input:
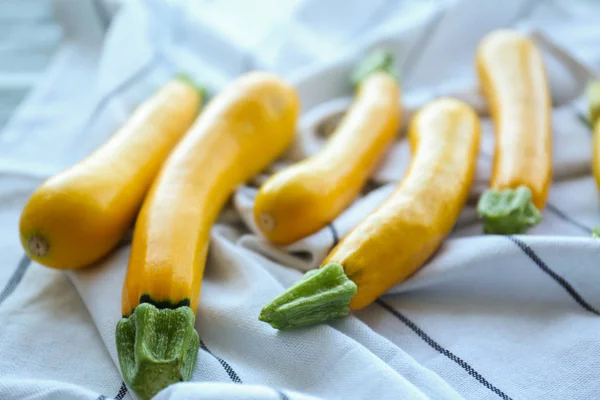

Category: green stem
[259, 263, 357, 330]
[349, 49, 397, 88]
[116, 303, 199, 400]
[477, 186, 542, 234]
[175, 73, 208, 107]
[587, 80, 600, 127]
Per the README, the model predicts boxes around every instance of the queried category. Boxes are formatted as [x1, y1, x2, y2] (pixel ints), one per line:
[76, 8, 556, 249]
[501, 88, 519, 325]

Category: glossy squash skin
[477, 29, 552, 209]
[328, 98, 481, 309]
[254, 72, 400, 245]
[259, 98, 481, 330]
[117, 72, 298, 399]
[121, 72, 299, 316]
[588, 81, 600, 190]
[19, 78, 202, 269]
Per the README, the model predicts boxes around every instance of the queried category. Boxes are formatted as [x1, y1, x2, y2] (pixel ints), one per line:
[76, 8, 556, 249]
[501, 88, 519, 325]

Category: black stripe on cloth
[95, 395, 106, 400]
[474, 151, 594, 234]
[114, 382, 128, 400]
[327, 223, 340, 252]
[545, 203, 593, 234]
[508, 236, 600, 316]
[477, 151, 594, 234]
[0, 255, 32, 306]
[200, 340, 242, 383]
[376, 299, 513, 400]
[276, 389, 291, 400]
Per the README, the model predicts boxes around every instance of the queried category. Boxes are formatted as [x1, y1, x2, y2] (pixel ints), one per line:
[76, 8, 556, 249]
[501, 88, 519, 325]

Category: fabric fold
[2, 0, 600, 399]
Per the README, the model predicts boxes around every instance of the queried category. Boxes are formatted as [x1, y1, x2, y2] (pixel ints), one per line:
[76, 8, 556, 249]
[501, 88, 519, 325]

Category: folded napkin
[2, 0, 600, 399]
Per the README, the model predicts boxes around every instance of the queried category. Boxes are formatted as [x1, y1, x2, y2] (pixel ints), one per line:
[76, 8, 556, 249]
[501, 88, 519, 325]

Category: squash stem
[477, 186, 542, 234]
[175, 73, 208, 107]
[350, 49, 397, 88]
[259, 263, 357, 330]
[116, 303, 199, 400]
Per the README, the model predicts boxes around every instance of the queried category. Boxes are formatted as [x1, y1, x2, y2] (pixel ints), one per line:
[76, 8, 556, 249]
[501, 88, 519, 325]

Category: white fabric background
[1, 0, 600, 399]
[0, 0, 60, 130]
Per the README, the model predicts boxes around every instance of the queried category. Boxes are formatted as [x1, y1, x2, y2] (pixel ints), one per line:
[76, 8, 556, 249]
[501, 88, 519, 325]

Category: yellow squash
[19, 78, 202, 269]
[589, 82, 600, 239]
[260, 98, 480, 329]
[595, 122, 600, 190]
[254, 53, 400, 245]
[476, 29, 552, 234]
[116, 72, 299, 400]
[588, 81, 600, 190]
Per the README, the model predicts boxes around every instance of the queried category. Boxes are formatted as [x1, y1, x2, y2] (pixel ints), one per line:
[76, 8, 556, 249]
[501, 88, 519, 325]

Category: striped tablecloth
[2, 1, 600, 399]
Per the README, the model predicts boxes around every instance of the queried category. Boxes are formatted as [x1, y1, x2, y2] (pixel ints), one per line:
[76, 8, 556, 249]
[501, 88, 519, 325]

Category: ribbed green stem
[587, 80, 600, 127]
[477, 186, 542, 234]
[349, 49, 397, 88]
[116, 303, 199, 400]
[259, 263, 357, 330]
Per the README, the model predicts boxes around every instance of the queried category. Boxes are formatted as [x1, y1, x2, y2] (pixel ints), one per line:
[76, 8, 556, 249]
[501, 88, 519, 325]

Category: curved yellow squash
[254, 72, 400, 245]
[588, 81, 600, 190]
[19, 79, 202, 269]
[259, 98, 481, 330]
[477, 29, 552, 209]
[328, 98, 480, 309]
[121, 72, 299, 317]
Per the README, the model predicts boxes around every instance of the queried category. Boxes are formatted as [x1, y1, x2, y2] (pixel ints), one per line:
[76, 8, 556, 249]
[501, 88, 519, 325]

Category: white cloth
[2, 0, 600, 399]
